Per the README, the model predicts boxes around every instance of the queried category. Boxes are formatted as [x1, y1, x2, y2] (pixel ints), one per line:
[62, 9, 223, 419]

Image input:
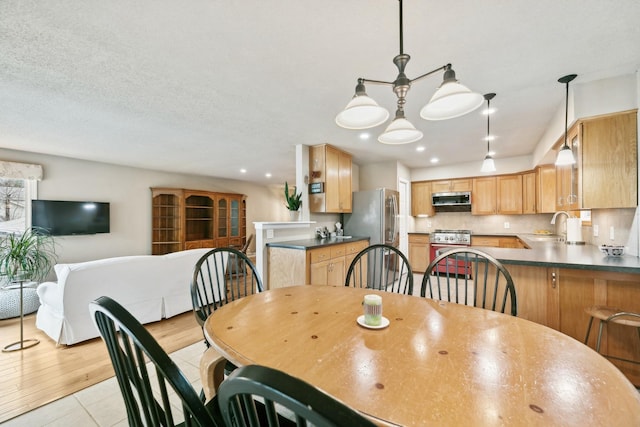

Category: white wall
[0, 148, 283, 264]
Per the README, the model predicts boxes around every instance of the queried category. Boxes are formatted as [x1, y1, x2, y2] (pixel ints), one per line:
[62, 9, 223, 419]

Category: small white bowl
[600, 245, 625, 257]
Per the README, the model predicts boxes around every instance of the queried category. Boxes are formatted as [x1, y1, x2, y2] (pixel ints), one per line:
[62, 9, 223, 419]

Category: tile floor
[2, 342, 206, 427]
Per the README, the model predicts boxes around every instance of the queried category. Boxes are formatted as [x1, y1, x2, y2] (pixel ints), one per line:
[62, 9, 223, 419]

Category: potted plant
[0, 228, 58, 284]
[284, 182, 302, 220]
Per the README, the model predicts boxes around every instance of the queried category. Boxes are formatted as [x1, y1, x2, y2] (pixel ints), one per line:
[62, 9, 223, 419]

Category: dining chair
[421, 247, 517, 316]
[191, 247, 263, 334]
[89, 296, 224, 427]
[345, 244, 413, 295]
[217, 364, 377, 427]
[584, 305, 640, 365]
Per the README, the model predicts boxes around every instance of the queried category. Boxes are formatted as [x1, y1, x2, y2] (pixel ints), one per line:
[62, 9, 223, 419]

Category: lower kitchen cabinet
[507, 264, 640, 385]
[408, 234, 430, 273]
[267, 239, 369, 289]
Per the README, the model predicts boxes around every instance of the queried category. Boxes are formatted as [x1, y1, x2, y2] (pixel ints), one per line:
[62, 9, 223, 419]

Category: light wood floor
[0, 311, 202, 423]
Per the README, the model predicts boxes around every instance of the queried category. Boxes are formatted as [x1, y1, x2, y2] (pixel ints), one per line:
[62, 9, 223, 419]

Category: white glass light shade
[420, 81, 484, 121]
[335, 95, 389, 129]
[555, 146, 576, 166]
[480, 155, 496, 173]
[378, 117, 423, 144]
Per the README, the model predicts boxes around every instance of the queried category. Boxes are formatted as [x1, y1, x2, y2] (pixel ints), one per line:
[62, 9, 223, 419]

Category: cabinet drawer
[345, 241, 369, 255]
[408, 234, 430, 244]
[310, 247, 332, 263]
[330, 245, 346, 258]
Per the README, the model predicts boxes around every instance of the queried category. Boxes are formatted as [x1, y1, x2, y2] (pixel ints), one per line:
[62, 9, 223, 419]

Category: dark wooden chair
[190, 247, 263, 333]
[421, 247, 517, 316]
[217, 365, 377, 427]
[345, 244, 413, 295]
[90, 296, 224, 427]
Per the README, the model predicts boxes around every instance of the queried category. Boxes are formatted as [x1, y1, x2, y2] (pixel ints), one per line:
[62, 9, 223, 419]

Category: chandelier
[335, 0, 484, 144]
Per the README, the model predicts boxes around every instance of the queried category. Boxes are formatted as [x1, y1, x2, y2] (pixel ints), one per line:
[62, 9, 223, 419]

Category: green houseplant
[284, 181, 302, 212]
[0, 228, 58, 284]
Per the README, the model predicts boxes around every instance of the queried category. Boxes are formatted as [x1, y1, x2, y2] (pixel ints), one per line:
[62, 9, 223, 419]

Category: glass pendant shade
[420, 81, 484, 121]
[335, 95, 389, 129]
[378, 117, 423, 144]
[555, 145, 576, 166]
[480, 155, 496, 173]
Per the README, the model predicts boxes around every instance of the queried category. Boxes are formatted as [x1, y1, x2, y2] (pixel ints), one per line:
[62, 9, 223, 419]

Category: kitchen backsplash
[411, 207, 638, 249]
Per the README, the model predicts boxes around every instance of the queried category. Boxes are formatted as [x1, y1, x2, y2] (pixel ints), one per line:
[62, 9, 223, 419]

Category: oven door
[429, 243, 471, 278]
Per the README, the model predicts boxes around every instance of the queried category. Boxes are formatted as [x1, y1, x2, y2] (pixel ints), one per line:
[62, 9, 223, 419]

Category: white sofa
[36, 248, 219, 345]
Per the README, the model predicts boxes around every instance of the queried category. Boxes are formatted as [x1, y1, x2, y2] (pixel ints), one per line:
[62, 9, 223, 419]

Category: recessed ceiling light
[265, 172, 272, 178]
[416, 146, 426, 152]
[482, 107, 497, 115]
[359, 133, 370, 140]
[484, 135, 496, 141]
[430, 157, 439, 164]
[240, 169, 247, 174]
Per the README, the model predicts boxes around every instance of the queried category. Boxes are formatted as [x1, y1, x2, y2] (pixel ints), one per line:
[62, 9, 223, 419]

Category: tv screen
[31, 200, 110, 236]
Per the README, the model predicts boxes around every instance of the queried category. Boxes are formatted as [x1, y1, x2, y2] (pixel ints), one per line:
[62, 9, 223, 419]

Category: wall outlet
[426, 220, 432, 228]
[504, 222, 510, 229]
[609, 226, 615, 240]
[593, 224, 599, 237]
[267, 229, 274, 238]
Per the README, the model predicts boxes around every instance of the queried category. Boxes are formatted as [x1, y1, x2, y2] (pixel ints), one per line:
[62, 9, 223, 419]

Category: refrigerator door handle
[391, 194, 399, 244]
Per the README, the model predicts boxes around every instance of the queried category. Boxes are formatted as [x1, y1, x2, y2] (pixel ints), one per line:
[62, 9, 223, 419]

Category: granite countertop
[477, 234, 640, 274]
[266, 236, 369, 250]
[410, 231, 640, 273]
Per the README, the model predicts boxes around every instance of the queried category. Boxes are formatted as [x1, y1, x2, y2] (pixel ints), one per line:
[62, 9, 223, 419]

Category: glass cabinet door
[230, 198, 240, 237]
[217, 197, 228, 238]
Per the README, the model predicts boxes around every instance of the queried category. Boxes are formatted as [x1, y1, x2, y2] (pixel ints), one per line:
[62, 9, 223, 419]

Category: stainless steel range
[430, 229, 472, 276]
[430, 229, 472, 245]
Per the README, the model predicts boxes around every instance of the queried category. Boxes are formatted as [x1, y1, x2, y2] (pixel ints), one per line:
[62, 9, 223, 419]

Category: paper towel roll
[566, 217, 583, 242]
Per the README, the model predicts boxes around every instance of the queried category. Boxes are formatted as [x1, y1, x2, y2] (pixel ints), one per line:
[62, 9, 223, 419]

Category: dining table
[203, 284, 640, 426]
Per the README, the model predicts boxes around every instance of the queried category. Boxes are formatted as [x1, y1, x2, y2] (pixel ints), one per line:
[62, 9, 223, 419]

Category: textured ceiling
[1, 0, 639, 185]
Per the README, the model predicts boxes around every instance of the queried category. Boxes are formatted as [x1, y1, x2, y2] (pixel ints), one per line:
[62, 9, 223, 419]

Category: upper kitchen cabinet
[497, 174, 523, 214]
[555, 123, 581, 211]
[309, 144, 353, 213]
[431, 178, 472, 193]
[581, 110, 637, 208]
[522, 171, 537, 214]
[411, 181, 434, 216]
[536, 164, 557, 213]
[472, 177, 496, 215]
[472, 175, 525, 215]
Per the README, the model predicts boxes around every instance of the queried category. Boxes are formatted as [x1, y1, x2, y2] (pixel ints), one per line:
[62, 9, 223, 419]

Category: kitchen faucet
[550, 210, 570, 224]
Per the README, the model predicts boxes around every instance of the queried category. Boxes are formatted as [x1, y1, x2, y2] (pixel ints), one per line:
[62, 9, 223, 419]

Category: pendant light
[480, 93, 496, 173]
[335, 0, 483, 144]
[555, 74, 577, 166]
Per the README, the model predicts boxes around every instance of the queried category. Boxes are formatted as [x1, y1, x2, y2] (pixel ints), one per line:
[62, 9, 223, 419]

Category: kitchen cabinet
[536, 164, 556, 213]
[309, 144, 353, 213]
[411, 181, 434, 216]
[581, 110, 637, 208]
[151, 188, 247, 255]
[471, 177, 496, 215]
[471, 236, 526, 249]
[431, 178, 471, 193]
[408, 234, 430, 273]
[522, 171, 537, 214]
[507, 264, 640, 385]
[267, 239, 369, 289]
[497, 174, 523, 214]
[473, 174, 528, 215]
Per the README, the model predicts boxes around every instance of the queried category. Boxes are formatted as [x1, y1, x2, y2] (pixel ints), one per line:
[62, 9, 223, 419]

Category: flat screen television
[31, 200, 110, 236]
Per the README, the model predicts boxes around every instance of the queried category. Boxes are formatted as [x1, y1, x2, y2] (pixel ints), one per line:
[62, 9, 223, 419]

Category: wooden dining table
[203, 285, 640, 426]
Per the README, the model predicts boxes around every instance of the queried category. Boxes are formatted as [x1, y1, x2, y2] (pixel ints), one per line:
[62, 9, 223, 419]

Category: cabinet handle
[551, 272, 556, 289]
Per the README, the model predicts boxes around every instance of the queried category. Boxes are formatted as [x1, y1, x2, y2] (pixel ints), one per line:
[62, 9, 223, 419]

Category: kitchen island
[267, 236, 369, 289]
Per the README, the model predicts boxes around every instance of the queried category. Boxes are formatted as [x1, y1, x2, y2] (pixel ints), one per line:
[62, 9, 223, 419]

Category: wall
[0, 148, 283, 265]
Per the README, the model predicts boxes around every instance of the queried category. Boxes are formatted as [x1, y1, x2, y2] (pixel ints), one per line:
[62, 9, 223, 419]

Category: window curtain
[0, 160, 43, 181]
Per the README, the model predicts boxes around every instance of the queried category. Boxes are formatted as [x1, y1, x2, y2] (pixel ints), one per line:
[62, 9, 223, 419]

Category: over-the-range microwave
[431, 191, 472, 206]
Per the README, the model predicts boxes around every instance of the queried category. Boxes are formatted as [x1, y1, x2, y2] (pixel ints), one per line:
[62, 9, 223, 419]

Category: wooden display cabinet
[151, 188, 247, 255]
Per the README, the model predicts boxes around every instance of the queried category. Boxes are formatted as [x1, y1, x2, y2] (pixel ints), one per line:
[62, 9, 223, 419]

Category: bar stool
[584, 305, 640, 365]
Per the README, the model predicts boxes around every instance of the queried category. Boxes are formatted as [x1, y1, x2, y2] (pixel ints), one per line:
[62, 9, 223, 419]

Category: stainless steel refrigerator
[343, 188, 399, 247]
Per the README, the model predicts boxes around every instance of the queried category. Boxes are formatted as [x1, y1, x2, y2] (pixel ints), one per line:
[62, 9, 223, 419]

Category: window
[0, 160, 42, 234]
